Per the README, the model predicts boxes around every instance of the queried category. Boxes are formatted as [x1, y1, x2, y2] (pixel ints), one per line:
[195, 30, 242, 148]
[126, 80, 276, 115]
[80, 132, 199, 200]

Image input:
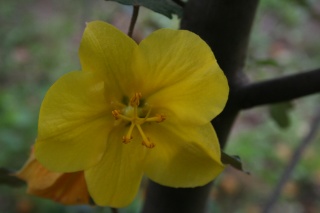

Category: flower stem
[127, 5, 140, 38]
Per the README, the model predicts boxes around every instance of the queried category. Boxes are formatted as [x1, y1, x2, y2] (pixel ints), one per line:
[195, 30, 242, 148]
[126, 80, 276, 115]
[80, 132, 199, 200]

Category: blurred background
[0, 0, 320, 212]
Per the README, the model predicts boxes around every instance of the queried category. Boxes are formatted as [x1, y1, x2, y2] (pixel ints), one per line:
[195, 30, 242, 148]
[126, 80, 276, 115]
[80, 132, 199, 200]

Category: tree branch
[237, 68, 320, 109]
[172, 0, 186, 7]
[0, 168, 25, 187]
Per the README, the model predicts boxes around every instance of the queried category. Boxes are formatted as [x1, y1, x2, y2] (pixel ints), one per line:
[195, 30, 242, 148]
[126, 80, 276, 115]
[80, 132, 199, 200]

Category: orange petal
[16, 150, 90, 205]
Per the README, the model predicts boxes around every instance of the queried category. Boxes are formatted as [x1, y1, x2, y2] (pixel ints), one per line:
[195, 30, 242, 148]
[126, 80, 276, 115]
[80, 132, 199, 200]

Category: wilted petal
[17, 152, 90, 205]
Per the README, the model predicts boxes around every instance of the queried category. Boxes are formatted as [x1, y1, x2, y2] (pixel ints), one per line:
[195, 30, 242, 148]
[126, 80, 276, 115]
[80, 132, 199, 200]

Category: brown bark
[142, 1, 320, 212]
[237, 67, 320, 109]
[142, 1, 259, 212]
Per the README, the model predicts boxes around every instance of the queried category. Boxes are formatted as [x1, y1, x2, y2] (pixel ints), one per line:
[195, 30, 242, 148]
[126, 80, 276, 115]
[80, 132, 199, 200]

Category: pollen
[122, 136, 132, 144]
[145, 114, 166, 123]
[112, 110, 121, 120]
[111, 93, 165, 148]
[130, 92, 142, 107]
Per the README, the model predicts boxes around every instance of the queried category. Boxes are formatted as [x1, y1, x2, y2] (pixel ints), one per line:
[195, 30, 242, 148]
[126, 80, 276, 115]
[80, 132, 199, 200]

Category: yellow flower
[16, 148, 90, 205]
[34, 21, 229, 207]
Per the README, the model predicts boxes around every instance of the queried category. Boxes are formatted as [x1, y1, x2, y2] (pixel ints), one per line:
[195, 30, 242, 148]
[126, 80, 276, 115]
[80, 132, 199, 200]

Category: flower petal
[17, 151, 90, 205]
[85, 125, 147, 207]
[16, 151, 61, 190]
[79, 21, 138, 97]
[33, 171, 89, 205]
[143, 122, 224, 187]
[35, 71, 113, 172]
[133, 29, 229, 125]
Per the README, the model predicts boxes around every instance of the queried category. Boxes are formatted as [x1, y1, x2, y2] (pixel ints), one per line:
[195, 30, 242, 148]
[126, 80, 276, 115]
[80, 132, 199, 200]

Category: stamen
[142, 107, 152, 122]
[111, 110, 120, 120]
[145, 114, 166, 123]
[112, 93, 165, 148]
[112, 110, 132, 121]
[136, 125, 155, 148]
[130, 92, 142, 107]
[117, 114, 132, 122]
[122, 136, 132, 144]
[122, 123, 135, 144]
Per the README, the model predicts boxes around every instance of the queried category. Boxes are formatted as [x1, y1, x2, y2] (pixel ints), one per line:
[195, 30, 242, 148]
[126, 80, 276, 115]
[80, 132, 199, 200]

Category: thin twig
[0, 168, 25, 187]
[127, 5, 140, 38]
[237, 67, 320, 109]
[262, 108, 320, 213]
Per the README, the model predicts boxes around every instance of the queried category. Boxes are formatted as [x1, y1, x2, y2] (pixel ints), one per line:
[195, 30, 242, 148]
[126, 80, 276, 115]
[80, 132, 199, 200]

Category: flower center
[112, 93, 165, 148]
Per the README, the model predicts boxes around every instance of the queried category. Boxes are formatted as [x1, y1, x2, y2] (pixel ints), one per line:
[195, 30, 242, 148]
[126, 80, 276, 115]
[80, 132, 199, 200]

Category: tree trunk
[141, 0, 259, 212]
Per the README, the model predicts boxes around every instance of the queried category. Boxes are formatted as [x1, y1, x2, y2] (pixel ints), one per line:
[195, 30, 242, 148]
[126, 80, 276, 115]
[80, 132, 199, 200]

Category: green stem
[127, 5, 140, 38]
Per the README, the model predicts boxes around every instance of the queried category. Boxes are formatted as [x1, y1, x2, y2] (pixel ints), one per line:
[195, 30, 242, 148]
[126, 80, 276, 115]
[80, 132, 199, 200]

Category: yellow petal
[85, 125, 147, 207]
[133, 29, 229, 125]
[79, 21, 138, 97]
[35, 71, 113, 172]
[143, 122, 224, 187]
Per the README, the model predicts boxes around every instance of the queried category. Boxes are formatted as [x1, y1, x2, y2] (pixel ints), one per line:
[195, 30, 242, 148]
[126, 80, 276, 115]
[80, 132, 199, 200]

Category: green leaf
[0, 168, 25, 187]
[221, 152, 249, 174]
[269, 102, 293, 129]
[106, 0, 183, 18]
[254, 58, 279, 67]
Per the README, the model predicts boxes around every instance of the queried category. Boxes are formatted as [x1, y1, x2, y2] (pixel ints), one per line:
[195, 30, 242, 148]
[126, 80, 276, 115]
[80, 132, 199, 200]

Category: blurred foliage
[269, 102, 293, 129]
[0, 0, 319, 212]
[105, 0, 183, 18]
[223, 0, 320, 212]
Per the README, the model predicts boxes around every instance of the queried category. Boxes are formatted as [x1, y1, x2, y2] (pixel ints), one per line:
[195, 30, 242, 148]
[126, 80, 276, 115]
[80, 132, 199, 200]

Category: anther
[136, 125, 155, 149]
[112, 110, 132, 122]
[145, 114, 166, 123]
[111, 93, 166, 148]
[155, 114, 166, 123]
[122, 123, 135, 144]
[142, 138, 155, 148]
[122, 136, 132, 144]
[112, 110, 121, 120]
[130, 92, 142, 107]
